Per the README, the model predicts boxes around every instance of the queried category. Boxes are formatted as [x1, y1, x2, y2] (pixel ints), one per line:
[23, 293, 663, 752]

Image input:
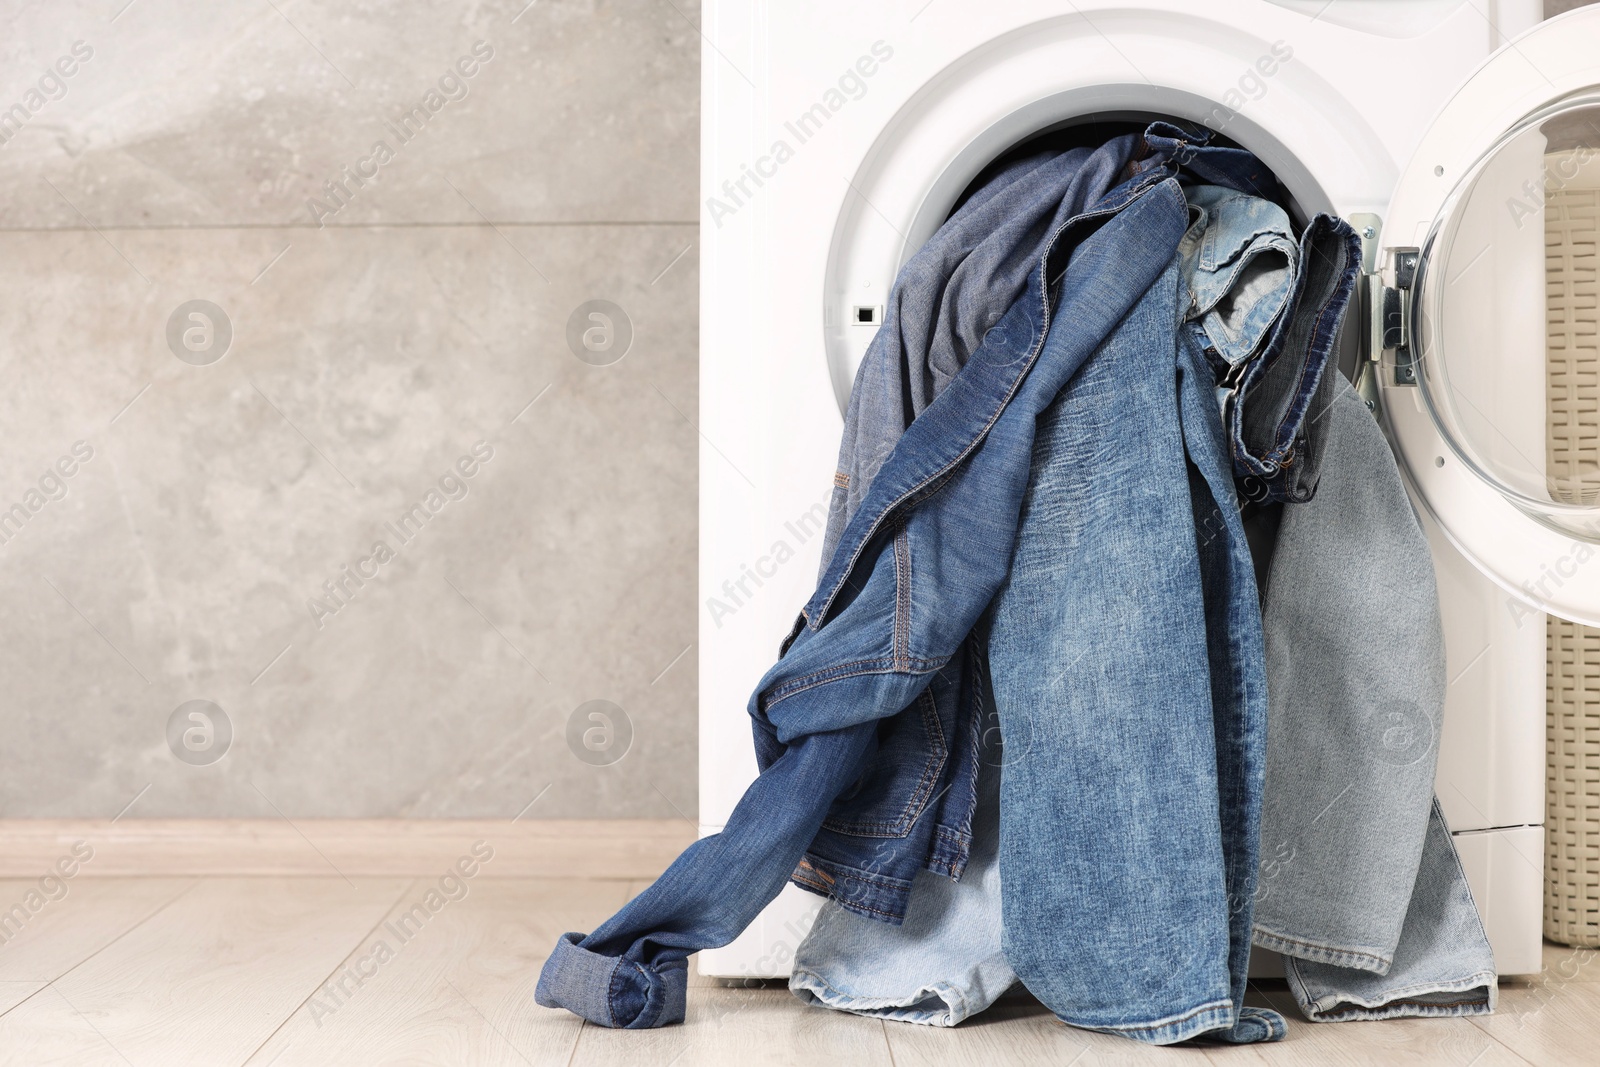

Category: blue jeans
[1225, 214, 1359, 504]
[987, 258, 1280, 1045]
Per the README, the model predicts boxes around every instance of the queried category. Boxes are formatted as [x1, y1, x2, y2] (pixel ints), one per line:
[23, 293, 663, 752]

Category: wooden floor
[0, 822, 1593, 1065]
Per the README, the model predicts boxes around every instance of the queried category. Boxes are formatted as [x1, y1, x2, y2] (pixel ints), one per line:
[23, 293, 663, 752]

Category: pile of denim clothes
[536, 122, 1498, 1045]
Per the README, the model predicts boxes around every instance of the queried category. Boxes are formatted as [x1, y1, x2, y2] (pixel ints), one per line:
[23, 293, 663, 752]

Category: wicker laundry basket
[1546, 183, 1600, 948]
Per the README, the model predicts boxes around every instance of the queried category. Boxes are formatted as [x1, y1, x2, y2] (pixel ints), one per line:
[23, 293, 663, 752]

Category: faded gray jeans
[1251, 381, 1495, 1019]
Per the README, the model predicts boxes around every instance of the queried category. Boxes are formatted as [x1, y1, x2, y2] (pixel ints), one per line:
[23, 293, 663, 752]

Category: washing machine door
[1380, 5, 1600, 625]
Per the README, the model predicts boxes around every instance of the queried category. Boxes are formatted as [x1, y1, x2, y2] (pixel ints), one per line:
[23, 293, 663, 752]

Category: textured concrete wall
[0, 0, 700, 820]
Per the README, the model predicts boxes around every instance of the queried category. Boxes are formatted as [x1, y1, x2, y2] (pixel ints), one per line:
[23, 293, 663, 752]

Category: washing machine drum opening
[1416, 95, 1600, 539]
[945, 117, 1299, 224]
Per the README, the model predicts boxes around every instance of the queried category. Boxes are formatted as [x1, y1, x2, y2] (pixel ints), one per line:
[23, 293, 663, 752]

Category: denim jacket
[535, 172, 1191, 1030]
[820, 134, 1143, 562]
[797, 132, 1157, 922]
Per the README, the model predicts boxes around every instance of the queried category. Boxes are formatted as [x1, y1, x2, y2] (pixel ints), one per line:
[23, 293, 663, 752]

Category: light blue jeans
[790, 726, 1013, 1026]
[1284, 800, 1496, 1020]
[1180, 184, 1297, 371]
[1254, 382, 1496, 1019]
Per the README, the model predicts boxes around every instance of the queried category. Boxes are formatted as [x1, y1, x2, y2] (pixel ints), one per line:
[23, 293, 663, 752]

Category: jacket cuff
[535, 932, 687, 1028]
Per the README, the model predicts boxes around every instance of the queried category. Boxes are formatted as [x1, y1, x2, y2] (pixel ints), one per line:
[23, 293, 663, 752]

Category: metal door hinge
[1384, 248, 1420, 385]
[1350, 217, 1422, 409]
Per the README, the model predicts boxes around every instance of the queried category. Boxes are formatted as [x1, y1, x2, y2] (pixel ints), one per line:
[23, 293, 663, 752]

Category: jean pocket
[820, 686, 949, 838]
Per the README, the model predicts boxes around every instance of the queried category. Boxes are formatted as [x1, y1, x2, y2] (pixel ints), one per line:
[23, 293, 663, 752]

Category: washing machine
[699, 0, 1598, 981]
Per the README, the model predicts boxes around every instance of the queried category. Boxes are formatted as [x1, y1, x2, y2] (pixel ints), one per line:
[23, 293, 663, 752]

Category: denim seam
[1072, 998, 1235, 1041]
[763, 654, 950, 707]
[902, 687, 950, 826]
[1289, 962, 1497, 1020]
[806, 178, 1183, 631]
[1262, 246, 1345, 463]
[778, 611, 806, 657]
[807, 310, 1049, 630]
[1226, 228, 1321, 476]
[1308, 995, 1494, 1022]
[605, 957, 635, 1029]
[932, 659, 982, 883]
[1199, 225, 1294, 275]
[1433, 797, 1498, 969]
[1238, 226, 1355, 475]
[1194, 241, 1296, 321]
[902, 467, 956, 511]
[791, 860, 911, 922]
[792, 858, 835, 891]
[799, 857, 915, 896]
[893, 522, 912, 669]
[927, 824, 971, 880]
[1306, 973, 1497, 1008]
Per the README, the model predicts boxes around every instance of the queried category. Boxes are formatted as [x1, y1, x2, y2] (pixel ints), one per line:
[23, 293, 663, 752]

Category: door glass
[1415, 94, 1600, 538]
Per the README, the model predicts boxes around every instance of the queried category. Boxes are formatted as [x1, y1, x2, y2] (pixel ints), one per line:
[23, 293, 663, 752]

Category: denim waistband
[1228, 216, 1361, 505]
[1180, 184, 1298, 369]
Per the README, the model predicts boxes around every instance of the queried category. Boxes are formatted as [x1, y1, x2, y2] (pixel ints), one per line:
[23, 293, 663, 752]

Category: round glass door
[1415, 93, 1600, 539]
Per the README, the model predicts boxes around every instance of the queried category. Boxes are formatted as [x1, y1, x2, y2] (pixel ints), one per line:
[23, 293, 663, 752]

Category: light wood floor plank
[243, 878, 633, 1066]
[883, 995, 1140, 1066]
[0, 983, 43, 1015]
[1537, 938, 1600, 982]
[0, 877, 408, 1067]
[0, 835, 1585, 1065]
[1469, 975, 1600, 1065]
[0, 878, 193, 983]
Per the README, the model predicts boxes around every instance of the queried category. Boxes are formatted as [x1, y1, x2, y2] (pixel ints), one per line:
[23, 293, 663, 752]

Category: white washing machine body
[698, 0, 1581, 979]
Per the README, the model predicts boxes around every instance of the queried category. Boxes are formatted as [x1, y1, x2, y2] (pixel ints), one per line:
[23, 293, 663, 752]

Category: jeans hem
[788, 968, 971, 1027]
[1252, 927, 1393, 975]
[1287, 965, 1498, 1022]
[1064, 998, 1238, 1045]
[534, 932, 687, 1029]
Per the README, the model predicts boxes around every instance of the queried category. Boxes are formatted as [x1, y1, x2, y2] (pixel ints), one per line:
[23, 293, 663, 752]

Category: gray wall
[0, 1, 700, 820]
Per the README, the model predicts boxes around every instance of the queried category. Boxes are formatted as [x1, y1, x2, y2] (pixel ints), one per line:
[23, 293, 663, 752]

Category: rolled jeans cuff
[535, 932, 688, 1029]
